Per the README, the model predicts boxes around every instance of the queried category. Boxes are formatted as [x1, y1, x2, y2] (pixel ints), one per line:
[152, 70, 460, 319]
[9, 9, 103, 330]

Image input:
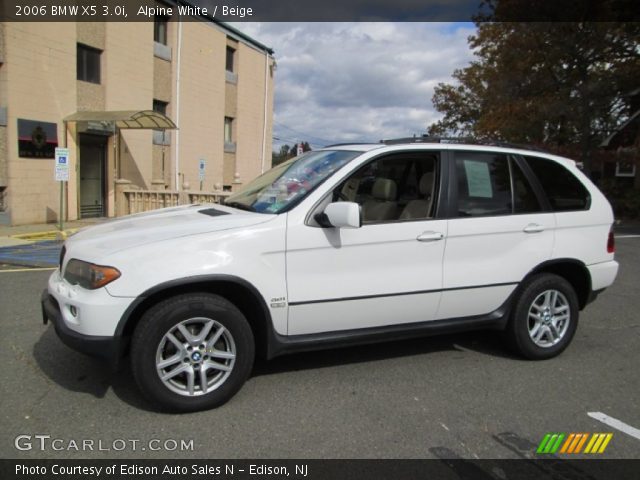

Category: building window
[77, 44, 101, 84]
[224, 117, 235, 153]
[615, 160, 636, 177]
[226, 46, 235, 72]
[224, 117, 233, 143]
[153, 99, 168, 115]
[154, 15, 169, 45]
[152, 100, 170, 145]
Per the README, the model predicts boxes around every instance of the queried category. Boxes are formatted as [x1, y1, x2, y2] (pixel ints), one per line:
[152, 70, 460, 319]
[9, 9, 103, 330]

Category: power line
[273, 136, 324, 148]
[274, 122, 333, 146]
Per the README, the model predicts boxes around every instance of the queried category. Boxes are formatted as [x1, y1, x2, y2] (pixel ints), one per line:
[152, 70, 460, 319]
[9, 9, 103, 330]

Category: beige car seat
[399, 172, 434, 220]
[362, 178, 398, 222]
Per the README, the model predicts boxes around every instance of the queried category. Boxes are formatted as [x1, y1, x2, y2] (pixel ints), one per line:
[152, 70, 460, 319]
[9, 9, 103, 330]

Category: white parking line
[0, 267, 56, 273]
[588, 412, 640, 440]
[616, 234, 640, 239]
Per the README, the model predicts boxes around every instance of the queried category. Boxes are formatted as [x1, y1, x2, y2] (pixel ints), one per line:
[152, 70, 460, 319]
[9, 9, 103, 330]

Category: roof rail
[322, 142, 380, 148]
[380, 135, 549, 152]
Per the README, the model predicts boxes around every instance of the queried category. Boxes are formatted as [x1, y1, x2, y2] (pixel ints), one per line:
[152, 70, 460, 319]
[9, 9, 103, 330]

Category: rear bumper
[588, 260, 619, 291]
[41, 289, 120, 367]
[583, 260, 618, 308]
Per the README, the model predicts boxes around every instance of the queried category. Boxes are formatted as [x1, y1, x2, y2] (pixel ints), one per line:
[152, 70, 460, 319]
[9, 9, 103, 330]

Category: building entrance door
[79, 134, 107, 218]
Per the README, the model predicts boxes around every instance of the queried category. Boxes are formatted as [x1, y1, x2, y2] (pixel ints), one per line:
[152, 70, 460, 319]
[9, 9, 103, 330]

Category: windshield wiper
[225, 201, 257, 212]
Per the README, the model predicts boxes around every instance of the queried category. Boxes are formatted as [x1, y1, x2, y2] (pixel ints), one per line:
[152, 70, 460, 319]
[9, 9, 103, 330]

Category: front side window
[523, 156, 591, 211]
[225, 150, 359, 214]
[77, 44, 101, 84]
[333, 152, 439, 223]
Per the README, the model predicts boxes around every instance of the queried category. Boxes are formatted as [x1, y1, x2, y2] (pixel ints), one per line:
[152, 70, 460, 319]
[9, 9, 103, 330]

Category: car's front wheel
[506, 273, 579, 360]
[131, 293, 254, 412]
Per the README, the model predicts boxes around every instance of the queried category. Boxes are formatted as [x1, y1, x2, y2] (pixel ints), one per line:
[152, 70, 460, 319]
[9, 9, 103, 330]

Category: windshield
[225, 150, 360, 214]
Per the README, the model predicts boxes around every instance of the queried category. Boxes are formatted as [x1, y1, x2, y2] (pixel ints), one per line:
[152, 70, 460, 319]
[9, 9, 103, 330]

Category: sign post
[199, 159, 206, 191]
[54, 147, 70, 232]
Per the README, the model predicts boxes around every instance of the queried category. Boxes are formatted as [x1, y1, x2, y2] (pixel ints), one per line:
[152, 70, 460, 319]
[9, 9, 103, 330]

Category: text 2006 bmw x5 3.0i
[42, 139, 618, 411]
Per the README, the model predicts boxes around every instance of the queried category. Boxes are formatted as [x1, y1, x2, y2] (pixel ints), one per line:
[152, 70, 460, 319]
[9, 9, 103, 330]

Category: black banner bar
[2, 459, 640, 480]
[1, 0, 639, 22]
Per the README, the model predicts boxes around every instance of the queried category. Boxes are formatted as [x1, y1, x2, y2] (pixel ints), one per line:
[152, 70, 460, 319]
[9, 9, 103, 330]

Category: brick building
[0, 16, 274, 225]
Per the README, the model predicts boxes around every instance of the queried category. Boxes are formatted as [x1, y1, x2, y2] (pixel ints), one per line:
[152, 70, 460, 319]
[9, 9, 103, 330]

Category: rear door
[438, 149, 556, 320]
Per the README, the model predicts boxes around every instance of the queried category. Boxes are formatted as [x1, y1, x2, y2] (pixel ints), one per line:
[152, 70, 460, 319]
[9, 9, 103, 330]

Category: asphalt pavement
[0, 239, 638, 460]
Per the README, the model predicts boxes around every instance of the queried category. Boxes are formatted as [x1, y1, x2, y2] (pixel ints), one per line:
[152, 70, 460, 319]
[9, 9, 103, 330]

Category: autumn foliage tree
[428, 7, 640, 175]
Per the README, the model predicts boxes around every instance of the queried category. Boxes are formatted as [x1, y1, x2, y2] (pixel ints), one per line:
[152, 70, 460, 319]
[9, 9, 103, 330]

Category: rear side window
[512, 160, 541, 214]
[454, 152, 512, 217]
[523, 156, 591, 211]
[454, 152, 544, 217]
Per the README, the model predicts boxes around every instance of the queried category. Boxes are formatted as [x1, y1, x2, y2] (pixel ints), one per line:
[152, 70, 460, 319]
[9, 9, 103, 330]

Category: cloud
[232, 22, 475, 148]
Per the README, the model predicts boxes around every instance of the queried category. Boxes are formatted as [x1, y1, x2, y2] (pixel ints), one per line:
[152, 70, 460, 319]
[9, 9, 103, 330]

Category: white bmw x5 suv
[42, 139, 618, 411]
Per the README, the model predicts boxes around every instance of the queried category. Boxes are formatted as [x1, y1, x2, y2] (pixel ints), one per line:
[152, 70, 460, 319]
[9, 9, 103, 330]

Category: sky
[232, 22, 477, 151]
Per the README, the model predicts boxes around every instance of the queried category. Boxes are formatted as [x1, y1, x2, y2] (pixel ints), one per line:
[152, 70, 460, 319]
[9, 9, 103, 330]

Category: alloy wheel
[527, 289, 570, 348]
[155, 317, 236, 396]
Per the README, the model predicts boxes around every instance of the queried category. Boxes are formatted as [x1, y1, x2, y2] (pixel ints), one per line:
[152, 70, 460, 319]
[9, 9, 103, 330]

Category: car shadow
[32, 327, 156, 411]
[33, 326, 522, 413]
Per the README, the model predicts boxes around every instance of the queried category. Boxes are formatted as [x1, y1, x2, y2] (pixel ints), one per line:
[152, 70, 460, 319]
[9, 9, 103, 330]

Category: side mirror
[320, 202, 361, 228]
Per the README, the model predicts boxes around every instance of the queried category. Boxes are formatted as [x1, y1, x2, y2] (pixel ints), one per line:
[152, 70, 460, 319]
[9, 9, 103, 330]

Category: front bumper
[41, 289, 121, 367]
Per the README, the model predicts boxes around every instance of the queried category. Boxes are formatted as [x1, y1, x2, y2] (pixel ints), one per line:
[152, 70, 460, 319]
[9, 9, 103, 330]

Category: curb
[0, 259, 59, 269]
[11, 229, 78, 242]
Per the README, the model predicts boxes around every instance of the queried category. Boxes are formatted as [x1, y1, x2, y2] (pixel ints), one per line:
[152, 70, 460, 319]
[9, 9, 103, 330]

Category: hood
[65, 204, 274, 261]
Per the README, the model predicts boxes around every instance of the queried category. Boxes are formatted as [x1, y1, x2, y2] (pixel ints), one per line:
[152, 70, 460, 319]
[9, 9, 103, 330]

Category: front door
[286, 151, 447, 335]
[79, 134, 107, 218]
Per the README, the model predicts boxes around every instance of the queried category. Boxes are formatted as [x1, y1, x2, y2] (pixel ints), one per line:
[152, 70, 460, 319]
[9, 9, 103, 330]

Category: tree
[428, 6, 640, 175]
[272, 144, 290, 166]
[271, 141, 313, 166]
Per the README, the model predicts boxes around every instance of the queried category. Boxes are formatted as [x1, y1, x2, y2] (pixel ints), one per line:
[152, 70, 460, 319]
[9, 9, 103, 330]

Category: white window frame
[615, 160, 636, 177]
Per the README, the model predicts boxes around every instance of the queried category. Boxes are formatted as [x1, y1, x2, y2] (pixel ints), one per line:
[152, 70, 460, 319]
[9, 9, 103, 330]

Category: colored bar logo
[537, 433, 613, 454]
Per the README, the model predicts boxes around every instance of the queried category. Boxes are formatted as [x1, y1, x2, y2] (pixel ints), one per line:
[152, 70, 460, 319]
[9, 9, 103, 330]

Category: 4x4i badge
[270, 297, 287, 308]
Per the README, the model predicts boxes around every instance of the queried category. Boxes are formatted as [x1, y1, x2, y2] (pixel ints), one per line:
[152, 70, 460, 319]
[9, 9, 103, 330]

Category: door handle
[523, 223, 545, 233]
[416, 231, 444, 242]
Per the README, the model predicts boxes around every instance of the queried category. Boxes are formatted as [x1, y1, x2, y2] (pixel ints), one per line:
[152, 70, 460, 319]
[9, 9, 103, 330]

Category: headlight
[64, 259, 121, 289]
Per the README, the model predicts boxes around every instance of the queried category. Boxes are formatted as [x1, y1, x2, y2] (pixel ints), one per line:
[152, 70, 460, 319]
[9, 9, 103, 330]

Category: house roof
[600, 109, 640, 148]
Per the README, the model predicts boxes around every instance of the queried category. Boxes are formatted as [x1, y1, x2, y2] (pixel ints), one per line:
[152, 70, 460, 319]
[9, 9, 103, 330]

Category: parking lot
[1, 237, 638, 460]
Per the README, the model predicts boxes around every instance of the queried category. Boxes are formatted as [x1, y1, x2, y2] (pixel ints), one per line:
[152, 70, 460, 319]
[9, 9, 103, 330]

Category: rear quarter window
[522, 156, 591, 211]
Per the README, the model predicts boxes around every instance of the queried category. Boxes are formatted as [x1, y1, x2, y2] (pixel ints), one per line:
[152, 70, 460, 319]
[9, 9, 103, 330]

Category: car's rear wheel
[506, 273, 579, 360]
[131, 293, 254, 412]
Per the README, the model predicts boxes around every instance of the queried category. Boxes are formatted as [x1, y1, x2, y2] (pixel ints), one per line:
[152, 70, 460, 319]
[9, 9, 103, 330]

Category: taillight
[607, 229, 615, 254]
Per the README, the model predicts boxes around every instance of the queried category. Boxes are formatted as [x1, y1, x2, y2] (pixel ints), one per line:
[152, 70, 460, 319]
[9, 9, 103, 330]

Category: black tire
[505, 273, 579, 360]
[131, 293, 254, 412]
